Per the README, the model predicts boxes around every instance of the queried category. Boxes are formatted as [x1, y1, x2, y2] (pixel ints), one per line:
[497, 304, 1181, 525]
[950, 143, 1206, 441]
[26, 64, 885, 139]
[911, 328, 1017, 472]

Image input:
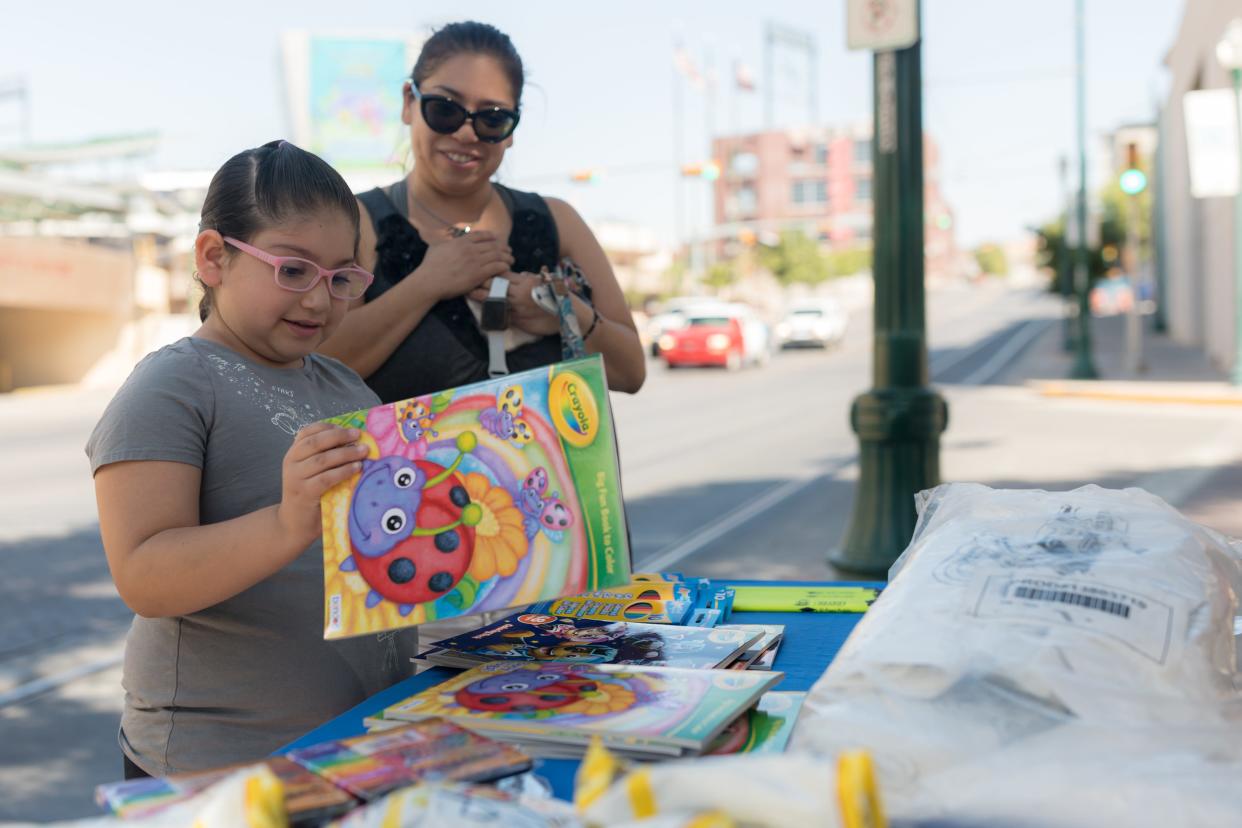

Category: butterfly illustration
[396, 399, 438, 443]
[516, 466, 574, 543]
[478, 385, 534, 447]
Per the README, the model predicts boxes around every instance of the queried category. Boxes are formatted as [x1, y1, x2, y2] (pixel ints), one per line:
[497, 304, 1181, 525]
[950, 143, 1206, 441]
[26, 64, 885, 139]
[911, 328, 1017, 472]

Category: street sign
[1183, 88, 1239, 198]
[847, 0, 919, 52]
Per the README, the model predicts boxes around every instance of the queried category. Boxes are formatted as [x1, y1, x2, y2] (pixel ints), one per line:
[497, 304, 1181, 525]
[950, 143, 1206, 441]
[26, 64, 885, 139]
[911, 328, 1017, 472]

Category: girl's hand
[276, 423, 367, 549]
[418, 230, 514, 302]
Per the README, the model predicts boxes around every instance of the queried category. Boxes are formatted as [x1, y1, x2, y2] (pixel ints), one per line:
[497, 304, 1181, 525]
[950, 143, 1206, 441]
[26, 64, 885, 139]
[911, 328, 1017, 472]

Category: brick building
[711, 125, 957, 278]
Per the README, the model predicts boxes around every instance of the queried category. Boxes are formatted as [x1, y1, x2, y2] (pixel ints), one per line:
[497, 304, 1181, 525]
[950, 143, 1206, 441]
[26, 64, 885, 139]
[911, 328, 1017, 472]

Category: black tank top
[357, 182, 564, 403]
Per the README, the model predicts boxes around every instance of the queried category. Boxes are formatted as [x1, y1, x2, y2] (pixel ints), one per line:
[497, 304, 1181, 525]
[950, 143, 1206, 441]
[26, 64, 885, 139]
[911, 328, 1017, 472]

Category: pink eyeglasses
[223, 237, 374, 301]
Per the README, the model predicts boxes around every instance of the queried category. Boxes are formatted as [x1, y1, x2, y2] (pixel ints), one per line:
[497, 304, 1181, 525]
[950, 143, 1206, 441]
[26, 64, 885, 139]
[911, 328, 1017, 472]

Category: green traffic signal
[1119, 168, 1147, 195]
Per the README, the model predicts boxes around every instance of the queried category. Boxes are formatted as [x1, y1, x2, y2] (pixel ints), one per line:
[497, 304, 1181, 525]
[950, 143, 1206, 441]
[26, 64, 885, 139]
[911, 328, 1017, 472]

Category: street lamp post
[831, 2, 948, 576]
[1217, 19, 1242, 386]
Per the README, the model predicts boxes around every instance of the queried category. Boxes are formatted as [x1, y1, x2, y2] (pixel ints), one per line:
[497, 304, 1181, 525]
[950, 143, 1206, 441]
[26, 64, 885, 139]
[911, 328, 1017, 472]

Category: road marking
[0, 652, 122, 708]
[638, 456, 857, 573]
[957, 318, 1053, 386]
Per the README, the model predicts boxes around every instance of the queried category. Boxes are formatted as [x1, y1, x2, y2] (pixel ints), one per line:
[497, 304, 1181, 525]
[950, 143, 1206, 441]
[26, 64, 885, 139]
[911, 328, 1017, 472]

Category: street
[4, 281, 1242, 821]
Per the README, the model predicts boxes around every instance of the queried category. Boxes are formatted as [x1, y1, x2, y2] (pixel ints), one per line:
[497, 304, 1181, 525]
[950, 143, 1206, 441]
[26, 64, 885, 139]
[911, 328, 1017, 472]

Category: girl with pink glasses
[86, 140, 417, 779]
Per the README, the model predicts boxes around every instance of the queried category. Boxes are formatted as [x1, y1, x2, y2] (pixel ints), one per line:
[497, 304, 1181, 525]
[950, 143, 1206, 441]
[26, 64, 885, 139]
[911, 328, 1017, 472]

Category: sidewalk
[992, 310, 1242, 538]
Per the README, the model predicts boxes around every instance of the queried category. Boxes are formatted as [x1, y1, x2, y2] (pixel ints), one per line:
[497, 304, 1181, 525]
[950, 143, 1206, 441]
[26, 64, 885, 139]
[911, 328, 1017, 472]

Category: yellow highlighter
[729, 586, 881, 613]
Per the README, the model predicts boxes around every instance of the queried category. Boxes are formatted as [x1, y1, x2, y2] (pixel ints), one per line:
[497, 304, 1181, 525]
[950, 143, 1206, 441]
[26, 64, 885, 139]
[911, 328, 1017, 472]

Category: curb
[1029, 380, 1242, 406]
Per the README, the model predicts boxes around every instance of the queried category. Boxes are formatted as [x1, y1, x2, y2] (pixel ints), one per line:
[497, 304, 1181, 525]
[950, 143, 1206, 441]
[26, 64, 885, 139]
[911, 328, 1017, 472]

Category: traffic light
[737, 228, 757, 246]
[570, 168, 602, 184]
[680, 160, 721, 180]
[1118, 142, 1147, 196]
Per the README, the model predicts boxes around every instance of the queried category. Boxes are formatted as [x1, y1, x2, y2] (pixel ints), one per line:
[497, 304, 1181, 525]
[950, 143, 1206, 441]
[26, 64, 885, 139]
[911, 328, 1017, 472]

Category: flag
[673, 45, 704, 91]
[734, 60, 756, 93]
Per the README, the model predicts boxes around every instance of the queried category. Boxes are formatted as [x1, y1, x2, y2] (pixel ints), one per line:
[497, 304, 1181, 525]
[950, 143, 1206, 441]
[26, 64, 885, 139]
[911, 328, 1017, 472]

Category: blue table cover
[279, 579, 882, 801]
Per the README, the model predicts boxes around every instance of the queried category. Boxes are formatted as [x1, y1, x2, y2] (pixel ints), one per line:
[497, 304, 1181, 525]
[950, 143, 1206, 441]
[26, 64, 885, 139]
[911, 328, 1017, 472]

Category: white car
[646, 297, 717, 357]
[725, 303, 773, 367]
[775, 300, 848, 349]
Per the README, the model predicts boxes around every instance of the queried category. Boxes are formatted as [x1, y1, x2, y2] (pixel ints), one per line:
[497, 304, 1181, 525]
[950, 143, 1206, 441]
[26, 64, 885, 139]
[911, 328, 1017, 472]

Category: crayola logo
[549, 371, 599, 448]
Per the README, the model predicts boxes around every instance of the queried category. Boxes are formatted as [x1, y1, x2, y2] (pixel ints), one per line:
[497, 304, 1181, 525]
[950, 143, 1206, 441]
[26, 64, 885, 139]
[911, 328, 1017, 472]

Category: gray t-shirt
[86, 337, 419, 775]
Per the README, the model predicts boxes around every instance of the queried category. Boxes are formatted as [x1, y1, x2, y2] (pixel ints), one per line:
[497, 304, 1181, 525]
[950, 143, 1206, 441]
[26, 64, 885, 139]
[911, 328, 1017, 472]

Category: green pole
[831, 3, 948, 577]
[1232, 67, 1242, 385]
[1070, 0, 1098, 379]
[1151, 100, 1169, 334]
[1059, 155, 1075, 351]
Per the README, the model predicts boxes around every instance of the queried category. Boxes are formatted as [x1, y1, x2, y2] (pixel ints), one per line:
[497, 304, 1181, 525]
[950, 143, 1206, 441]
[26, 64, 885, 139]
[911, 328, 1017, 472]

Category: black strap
[359, 186, 402, 227]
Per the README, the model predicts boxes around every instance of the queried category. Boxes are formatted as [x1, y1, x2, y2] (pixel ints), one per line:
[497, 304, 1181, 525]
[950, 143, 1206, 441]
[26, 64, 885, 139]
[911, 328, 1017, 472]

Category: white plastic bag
[794, 483, 1242, 827]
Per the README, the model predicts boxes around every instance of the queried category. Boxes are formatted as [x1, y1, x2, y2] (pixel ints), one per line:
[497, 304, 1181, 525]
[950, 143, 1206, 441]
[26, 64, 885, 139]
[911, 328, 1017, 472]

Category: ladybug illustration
[454, 668, 601, 713]
[342, 432, 482, 614]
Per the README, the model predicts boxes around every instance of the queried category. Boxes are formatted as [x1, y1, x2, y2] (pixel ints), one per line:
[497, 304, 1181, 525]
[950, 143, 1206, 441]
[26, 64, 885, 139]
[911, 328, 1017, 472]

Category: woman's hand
[469, 272, 562, 336]
[507, 272, 563, 336]
[275, 423, 368, 550]
[418, 230, 514, 302]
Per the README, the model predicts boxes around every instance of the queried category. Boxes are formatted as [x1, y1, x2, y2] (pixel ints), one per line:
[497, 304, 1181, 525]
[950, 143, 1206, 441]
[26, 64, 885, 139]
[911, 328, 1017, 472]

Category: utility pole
[673, 39, 685, 274]
[832, 0, 947, 576]
[1059, 155, 1074, 351]
[1219, 20, 1242, 385]
[1070, 0, 1098, 379]
[1121, 143, 1146, 376]
[1151, 100, 1169, 334]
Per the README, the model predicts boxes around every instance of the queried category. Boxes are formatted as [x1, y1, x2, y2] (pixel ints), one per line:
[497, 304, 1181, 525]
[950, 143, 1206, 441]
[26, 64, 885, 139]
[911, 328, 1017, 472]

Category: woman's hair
[195, 140, 359, 321]
[411, 21, 525, 106]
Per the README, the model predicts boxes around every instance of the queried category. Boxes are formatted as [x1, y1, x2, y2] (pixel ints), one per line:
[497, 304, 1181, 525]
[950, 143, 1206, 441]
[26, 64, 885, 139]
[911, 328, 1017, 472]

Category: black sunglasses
[410, 86, 520, 143]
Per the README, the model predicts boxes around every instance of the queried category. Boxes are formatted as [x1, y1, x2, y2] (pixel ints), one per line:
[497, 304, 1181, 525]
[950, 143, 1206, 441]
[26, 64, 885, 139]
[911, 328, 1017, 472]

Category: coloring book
[379, 661, 782, 759]
[284, 719, 531, 801]
[95, 756, 353, 825]
[320, 355, 631, 639]
[421, 611, 759, 670]
[704, 691, 806, 754]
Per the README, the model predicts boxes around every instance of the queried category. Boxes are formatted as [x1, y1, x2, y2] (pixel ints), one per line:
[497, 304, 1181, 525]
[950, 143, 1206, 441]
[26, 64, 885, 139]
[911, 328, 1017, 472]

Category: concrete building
[1162, 0, 1242, 373]
[710, 125, 957, 279]
[0, 136, 197, 391]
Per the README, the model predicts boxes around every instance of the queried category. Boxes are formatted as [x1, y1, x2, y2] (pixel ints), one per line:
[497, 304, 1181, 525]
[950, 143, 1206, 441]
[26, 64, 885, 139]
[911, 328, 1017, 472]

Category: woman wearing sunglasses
[321, 21, 646, 402]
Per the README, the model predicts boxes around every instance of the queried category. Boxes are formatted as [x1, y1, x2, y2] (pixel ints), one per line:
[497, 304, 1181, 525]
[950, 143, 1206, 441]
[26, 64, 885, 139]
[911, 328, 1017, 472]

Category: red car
[658, 314, 746, 370]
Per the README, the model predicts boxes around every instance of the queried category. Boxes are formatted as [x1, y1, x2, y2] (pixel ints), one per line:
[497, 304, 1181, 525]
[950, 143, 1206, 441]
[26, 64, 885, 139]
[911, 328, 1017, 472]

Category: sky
[3, 0, 1185, 250]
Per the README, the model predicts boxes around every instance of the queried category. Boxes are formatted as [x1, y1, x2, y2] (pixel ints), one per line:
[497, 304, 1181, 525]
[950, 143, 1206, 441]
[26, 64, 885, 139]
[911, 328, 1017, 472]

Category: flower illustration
[561, 679, 638, 716]
[463, 472, 529, 581]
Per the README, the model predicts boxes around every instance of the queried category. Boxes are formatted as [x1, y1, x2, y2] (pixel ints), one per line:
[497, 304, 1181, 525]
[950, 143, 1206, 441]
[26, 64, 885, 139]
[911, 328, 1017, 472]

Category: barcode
[329, 594, 342, 631]
[1013, 586, 1130, 618]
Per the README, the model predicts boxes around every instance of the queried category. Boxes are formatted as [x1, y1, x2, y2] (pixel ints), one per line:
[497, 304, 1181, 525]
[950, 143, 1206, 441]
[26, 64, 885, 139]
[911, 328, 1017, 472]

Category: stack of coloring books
[368, 660, 782, 760]
[418, 610, 762, 670]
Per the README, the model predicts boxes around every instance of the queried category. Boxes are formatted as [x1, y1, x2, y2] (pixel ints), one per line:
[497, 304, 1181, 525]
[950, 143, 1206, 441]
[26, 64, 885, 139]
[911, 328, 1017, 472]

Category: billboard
[282, 31, 422, 175]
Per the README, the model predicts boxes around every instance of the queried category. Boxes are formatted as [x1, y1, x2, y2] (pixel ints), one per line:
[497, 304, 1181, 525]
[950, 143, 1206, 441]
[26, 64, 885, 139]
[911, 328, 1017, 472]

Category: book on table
[376, 660, 782, 760]
[94, 755, 354, 826]
[284, 719, 532, 802]
[718, 623, 785, 669]
[704, 691, 806, 755]
[419, 610, 761, 670]
[318, 355, 632, 639]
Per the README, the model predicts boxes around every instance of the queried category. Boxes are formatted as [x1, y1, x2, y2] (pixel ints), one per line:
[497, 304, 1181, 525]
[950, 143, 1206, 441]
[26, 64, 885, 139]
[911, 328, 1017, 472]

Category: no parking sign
[846, 0, 920, 52]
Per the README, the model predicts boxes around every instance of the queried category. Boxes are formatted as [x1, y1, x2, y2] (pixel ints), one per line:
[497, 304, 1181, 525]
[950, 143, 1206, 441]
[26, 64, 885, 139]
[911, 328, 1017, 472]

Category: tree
[974, 243, 1009, 276]
[1034, 156, 1153, 293]
[826, 246, 871, 277]
[703, 260, 738, 289]
[757, 229, 832, 285]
